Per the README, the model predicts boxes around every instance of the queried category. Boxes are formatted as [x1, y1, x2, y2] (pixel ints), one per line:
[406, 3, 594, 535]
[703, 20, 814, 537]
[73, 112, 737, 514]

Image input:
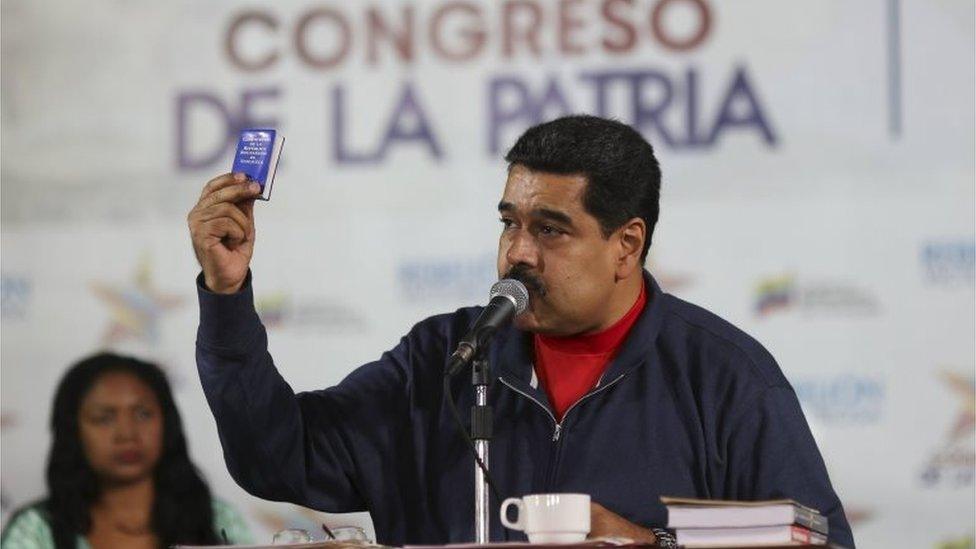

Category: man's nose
[505, 229, 539, 269]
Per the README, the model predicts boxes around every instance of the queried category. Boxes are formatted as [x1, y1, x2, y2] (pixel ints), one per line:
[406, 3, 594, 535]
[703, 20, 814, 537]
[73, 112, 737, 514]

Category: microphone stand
[470, 355, 492, 544]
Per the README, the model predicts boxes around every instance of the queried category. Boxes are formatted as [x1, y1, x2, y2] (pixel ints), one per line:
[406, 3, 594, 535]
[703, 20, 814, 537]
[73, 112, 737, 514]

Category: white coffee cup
[500, 493, 591, 544]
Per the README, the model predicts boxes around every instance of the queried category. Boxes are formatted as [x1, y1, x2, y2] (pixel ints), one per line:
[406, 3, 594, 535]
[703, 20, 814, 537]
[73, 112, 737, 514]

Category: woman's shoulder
[209, 498, 254, 545]
[1, 501, 56, 549]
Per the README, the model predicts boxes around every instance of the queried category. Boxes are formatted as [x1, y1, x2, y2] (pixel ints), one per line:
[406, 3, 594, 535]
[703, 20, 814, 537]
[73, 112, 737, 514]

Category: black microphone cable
[442, 373, 503, 505]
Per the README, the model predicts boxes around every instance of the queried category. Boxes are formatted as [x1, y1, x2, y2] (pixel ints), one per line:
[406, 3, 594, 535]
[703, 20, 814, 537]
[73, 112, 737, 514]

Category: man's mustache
[503, 265, 547, 297]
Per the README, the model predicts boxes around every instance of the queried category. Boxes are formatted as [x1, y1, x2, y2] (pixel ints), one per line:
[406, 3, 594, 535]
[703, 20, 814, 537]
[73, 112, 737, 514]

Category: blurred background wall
[2, 0, 973, 546]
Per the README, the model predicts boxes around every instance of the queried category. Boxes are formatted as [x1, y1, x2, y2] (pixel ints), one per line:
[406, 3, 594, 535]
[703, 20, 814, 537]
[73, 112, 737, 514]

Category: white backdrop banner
[2, 1, 974, 547]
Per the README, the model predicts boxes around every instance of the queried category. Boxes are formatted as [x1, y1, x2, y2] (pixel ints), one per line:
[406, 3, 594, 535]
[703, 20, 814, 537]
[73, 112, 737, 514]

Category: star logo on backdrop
[920, 370, 975, 487]
[91, 257, 183, 345]
[941, 371, 975, 442]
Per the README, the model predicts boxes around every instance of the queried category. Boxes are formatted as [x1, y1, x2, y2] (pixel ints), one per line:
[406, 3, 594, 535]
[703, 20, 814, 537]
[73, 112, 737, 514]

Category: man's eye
[499, 218, 514, 229]
[540, 225, 562, 236]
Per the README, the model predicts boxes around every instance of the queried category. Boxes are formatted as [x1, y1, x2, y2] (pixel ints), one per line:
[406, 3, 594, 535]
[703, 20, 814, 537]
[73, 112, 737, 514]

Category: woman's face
[78, 372, 164, 485]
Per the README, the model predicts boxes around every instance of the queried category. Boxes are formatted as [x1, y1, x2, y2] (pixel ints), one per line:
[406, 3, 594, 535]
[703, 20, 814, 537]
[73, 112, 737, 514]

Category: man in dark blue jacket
[188, 116, 854, 547]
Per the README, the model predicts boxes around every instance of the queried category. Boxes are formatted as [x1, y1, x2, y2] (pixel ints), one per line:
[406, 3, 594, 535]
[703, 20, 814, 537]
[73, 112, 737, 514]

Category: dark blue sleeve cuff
[196, 270, 263, 350]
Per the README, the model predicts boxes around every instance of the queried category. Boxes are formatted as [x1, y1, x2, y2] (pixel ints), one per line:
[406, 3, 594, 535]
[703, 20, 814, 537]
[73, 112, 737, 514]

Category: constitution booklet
[231, 128, 284, 201]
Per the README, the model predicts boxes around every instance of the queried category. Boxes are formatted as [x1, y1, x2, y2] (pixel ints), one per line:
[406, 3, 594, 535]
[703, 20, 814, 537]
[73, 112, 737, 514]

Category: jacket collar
[492, 270, 666, 392]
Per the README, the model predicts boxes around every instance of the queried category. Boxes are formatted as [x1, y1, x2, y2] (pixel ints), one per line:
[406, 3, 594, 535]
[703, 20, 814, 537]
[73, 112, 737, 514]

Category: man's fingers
[202, 181, 262, 209]
[239, 199, 257, 240]
[239, 198, 256, 220]
[199, 172, 248, 201]
[193, 203, 251, 232]
[200, 217, 246, 245]
[199, 173, 240, 201]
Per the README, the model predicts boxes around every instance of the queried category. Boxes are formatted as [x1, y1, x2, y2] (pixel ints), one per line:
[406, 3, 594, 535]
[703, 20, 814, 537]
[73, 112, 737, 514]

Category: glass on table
[271, 528, 312, 544]
[271, 525, 372, 545]
[327, 526, 370, 542]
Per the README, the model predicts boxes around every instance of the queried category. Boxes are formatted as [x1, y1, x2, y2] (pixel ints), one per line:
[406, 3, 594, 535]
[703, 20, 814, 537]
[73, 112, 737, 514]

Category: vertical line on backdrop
[887, 0, 902, 138]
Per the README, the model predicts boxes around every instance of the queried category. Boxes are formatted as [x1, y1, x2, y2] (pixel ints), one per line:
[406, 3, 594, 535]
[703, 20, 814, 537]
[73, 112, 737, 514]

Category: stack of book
[662, 497, 828, 547]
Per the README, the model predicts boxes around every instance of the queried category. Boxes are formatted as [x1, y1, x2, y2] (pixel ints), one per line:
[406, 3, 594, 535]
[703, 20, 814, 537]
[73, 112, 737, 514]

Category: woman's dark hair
[505, 115, 662, 262]
[44, 352, 218, 548]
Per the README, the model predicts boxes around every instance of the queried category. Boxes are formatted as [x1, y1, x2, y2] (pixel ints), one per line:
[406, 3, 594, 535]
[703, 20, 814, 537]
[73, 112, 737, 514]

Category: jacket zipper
[500, 373, 629, 490]
[554, 374, 627, 438]
[498, 373, 628, 441]
[497, 378, 559, 437]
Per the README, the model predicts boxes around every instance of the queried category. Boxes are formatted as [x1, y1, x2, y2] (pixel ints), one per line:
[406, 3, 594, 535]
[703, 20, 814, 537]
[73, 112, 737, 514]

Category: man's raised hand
[188, 173, 262, 294]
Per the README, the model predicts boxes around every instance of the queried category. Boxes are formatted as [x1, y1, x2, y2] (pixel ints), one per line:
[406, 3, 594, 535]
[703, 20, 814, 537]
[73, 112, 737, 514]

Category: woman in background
[1, 353, 252, 548]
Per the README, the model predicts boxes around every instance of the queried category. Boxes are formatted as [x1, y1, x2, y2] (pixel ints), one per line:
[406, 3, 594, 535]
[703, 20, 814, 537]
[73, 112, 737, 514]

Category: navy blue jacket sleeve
[194, 273, 414, 513]
[726, 385, 855, 548]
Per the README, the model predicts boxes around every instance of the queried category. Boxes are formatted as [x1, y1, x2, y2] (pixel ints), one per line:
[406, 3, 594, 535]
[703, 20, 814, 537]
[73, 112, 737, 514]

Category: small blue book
[231, 129, 284, 201]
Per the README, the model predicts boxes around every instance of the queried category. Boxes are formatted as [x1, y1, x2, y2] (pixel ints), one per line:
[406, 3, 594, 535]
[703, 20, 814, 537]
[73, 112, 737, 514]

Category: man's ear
[615, 218, 646, 279]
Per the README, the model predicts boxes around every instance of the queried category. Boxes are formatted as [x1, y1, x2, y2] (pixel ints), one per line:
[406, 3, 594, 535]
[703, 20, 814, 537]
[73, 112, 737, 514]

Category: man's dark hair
[43, 352, 219, 549]
[504, 115, 662, 262]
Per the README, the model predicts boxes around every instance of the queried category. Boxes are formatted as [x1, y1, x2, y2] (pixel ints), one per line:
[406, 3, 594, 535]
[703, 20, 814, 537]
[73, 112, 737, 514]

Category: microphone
[446, 279, 530, 376]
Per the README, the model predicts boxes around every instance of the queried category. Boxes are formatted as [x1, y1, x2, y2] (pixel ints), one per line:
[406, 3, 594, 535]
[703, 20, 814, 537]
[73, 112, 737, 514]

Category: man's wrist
[626, 524, 657, 545]
[201, 273, 246, 295]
